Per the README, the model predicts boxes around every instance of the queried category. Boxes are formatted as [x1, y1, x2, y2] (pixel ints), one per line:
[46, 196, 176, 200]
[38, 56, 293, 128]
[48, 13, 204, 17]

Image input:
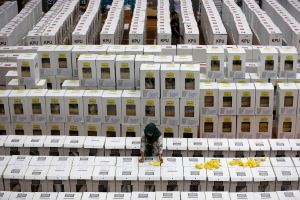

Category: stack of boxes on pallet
[241, 0, 283, 46]
[200, 0, 227, 45]
[129, 0, 147, 45]
[157, 0, 172, 45]
[72, 0, 102, 45]
[26, 0, 80, 45]
[262, 0, 300, 51]
[0, 0, 43, 46]
[179, 0, 199, 45]
[100, 0, 124, 45]
[221, 0, 253, 45]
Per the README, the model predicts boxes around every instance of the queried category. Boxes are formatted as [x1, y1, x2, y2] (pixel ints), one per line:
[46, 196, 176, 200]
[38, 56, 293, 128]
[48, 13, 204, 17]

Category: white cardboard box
[258, 47, 278, 78]
[28, 89, 47, 122]
[84, 136, 105, 156]
[56, 192, 82, 200]
[205, 192, 230, 200]
[166, 138, 187, 157]
[134, 55, 154, 89]
[249, 139, 271, 157]
[277, 115, 296, 139]
[78, 54, 97, 87]
[43, 135, 66, 156]
[104, 137, 126, 156]
[23, 135, 46, 156]
[0, 90, 11, 122]
[278, 46, 297, 78]
[218, 83, 237, 115]
[32, 192, 58, 200]
[102, 90, 122, 124]
[218, 115, 237, 138]
[206, 46, 225, 79]
[101, 123, 121, 137]
[65, 123, 84, 136]
[160, 64, 180, 98]
[236, 116, 256, 139]
[24, 165, 49, 192]
[64, 90, 84, 123]
[229, 166, 253, 192]
[277, 191, 300, 200]
[206, 166, 230, 192]
[200, 115, 218, 138]
[200, 82, 219, 115]
[236, 83, 255, 115]
[83, 90, 103, 123]
[269, 139, 291, 157]
[84, 123, 101, 137]
[37, 45, 56, 76]
[140, 64, 161, 98]
[63, 136, 85, 156]
[180, 64, 200, 99]
[46, 90, 66, 123]
[156, 192, 180, 200]
[183, 166, 206, 192]
[4, 135, 26, 155]
[138, 166, 161, 192]
[181, 192, 206, 200]
[92, 165, 116, 192]
[254, 82, 274, 115]
[122, 124, 141, 137]
[17, 53, 40, 86]
[115, 166, 138, 192]
[131, 192, 156, 200]
[47, 165, 71, 192]
[10, 122, 30, 136]
[53, 45, 73, 77]
[69, 165, 93, 192]
[226, 47, 246, 78]
[255, 115, 273, 139]
[8, 192, 34, 200]
[208, 138, 229, 157]
[161, 166, 184, 191]
[106, 193, 131, 200]
[277, 83, 298, 115]
[116, 55, 135, 89]
[161, 98, 179, 126]
[9, 90, 30, 122]
[187, 139, 208, 157]
[3, 164, 27, 191]
[160, 125, 179, 138]
[141, 98, 160, 125]
[251, 167, 276, 192]
[290, 139, 300, 157]
[122, 90, 141, 125]
[180, 98, 199, 126]
[96, 54, 116, 89]
[46, 123, 65, 136]
[228, 139, 250, 158]
[125, 137, 141, 156]
[72, 45, 91, 77]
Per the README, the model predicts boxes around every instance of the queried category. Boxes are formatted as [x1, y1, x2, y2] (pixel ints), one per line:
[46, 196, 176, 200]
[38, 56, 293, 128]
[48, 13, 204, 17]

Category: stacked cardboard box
[129, 0, 147, 45]
[278, 0, 300, 24]
[0, 1, 18, 30]
[157, 0, 172, 45]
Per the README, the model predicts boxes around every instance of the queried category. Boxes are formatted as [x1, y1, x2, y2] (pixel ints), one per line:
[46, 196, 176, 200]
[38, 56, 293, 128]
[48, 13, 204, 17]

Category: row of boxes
[0, 0, 43, 46]
[1, 155, 300, 193]
[156, 0, 171, 45]
[179, 0, 200, 45]
[2, 135, 300, 158]
[72, 0, 101, 45]
[221, 0, 253, 45]
[129, 0, 147, 45]
[26, 0, 80, 46]
[0, 191, 299, 200]
[278, 0, 300, 24]
[100, 0, 124, 45]
[200, 0, 227, 45]
[262, 0, 300, 52]
[0, 1, 18, 30]
[242, 0, 283, 46]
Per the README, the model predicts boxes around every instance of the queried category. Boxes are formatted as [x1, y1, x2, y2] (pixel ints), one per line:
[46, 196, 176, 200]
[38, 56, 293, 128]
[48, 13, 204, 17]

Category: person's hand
[159, 154, 163, 163]
[139, 157, 145, 163]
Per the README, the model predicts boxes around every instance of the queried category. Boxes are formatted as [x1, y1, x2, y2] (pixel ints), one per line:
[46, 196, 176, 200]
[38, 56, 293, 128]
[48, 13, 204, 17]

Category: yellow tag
[183, 128, 192, 133]
[166, 72, 174, 78]
[51, 125, 59, 130]
[21, 61, 30, 67]
[70, 125, 78, 131]
[107, 126, 115, 131]
[284, 117, 292, 122]
[165, 101, 174, 106]
[260, 117, 268, 122]
[126, 99, 135, 105]
[146, 100, 154, 106]
[233, 55, 240, 60]
[211, 56, 219, 60]
[261, 91, 269, 96]
[242, 117, 250, 122]
[32, 124, 41, 129]
[224, 91, 231, 96]
[205, 91, 213, 96]
[126, 127, 135, 132]
[186, 72, 194, 78]
[13, 99, 21, 104]
[146, 72, 154, 78]
[32, 98, 40, 103]
[205, 118, 213, 122]
[42, 53, 49, 58]
[101, 63, 109, 67]
[186, 100, 194, 106]
[83, 63, 90, 68]
[165, 128, 173, 133]
[0, 99, 3, 104]
[224, 117, 231, 122]
[51, 98, 59, 104]
[16, 124, 23, 129]
[266, 55, 273, 60]
[121, 63, 128, 67]
[285, 91, 293, 97]
[88, 126, 96, 131]
[242, 91, 250, 97]
[58, 53, 66, 58]
[0, 125, 4, 129]
[286, 55, 293, 61]
[150, 161, 161, 166]
[69, 98, 77, 104]
[107, 99, 115, 105]
[88, 99, 96, 104]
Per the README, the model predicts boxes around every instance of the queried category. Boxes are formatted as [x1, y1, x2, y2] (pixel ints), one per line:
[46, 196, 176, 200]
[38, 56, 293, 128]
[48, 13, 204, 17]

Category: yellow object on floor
[150, 161, 161, 166]
[229, 157, 265, 168]
[195, 163, 203, 169]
